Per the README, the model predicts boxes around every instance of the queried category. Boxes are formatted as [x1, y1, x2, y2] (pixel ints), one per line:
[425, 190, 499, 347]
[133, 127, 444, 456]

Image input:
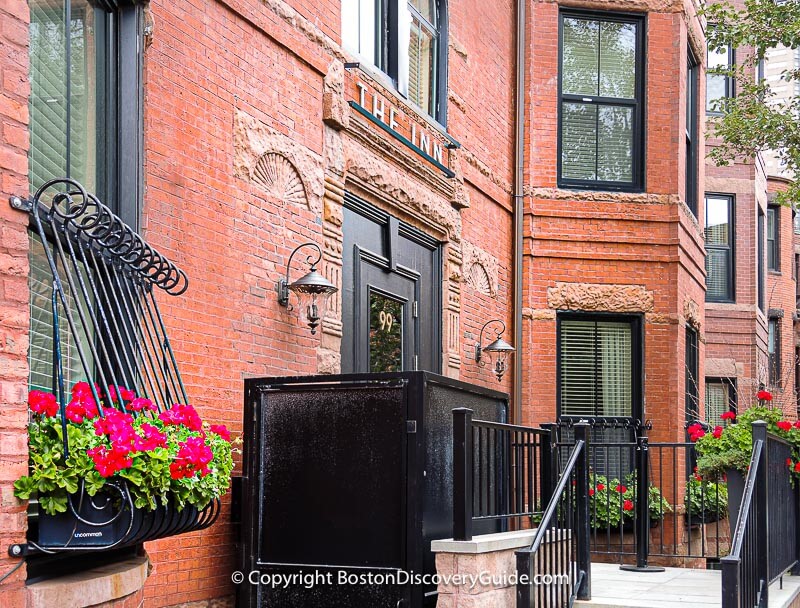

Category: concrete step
[573, 563, 800, 608]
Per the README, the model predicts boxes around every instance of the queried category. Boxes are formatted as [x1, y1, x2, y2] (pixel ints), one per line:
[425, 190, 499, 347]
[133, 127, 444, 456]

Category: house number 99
[378, 311, 394, 332]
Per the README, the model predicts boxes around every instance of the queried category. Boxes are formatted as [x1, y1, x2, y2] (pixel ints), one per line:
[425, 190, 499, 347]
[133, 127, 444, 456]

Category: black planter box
[37, 489, 133, 548]
[34, 487, 220, 551]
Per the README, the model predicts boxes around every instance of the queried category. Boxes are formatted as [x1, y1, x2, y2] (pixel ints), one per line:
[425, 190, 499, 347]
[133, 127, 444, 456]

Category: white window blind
[560, 319, 633, 418]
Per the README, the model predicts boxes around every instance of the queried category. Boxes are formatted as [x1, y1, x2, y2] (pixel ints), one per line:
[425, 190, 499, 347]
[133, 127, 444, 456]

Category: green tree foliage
[704, 0, 800, 204]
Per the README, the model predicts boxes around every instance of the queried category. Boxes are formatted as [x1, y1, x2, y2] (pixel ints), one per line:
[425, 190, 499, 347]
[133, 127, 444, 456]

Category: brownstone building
[0, 0, 790, 606]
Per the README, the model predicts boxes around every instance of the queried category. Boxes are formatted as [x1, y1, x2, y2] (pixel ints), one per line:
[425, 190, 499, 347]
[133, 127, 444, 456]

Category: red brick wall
[0, 1, 30, 604]
[521, 3, 707, 442]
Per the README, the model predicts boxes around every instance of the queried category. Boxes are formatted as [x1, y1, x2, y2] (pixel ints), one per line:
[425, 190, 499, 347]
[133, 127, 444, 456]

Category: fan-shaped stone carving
[467, 262, 492, 296]
[252, 152, 307, 207]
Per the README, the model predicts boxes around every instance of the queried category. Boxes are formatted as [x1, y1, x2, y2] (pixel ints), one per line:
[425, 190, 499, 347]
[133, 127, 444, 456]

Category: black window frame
[557, 9, 646, 193]
[24, 0, 145, 582]
[344, 0, 449, 124]
[685, 325, 699, 422]
[706, 26, 734, 115]
[704, 377, 737, 426]
[768, 205, 780, 272]
[768, 315, 782, 388]
[556, 311, 644, 423]
[686, 50, 699, 215]
[704, 193, 735, 303]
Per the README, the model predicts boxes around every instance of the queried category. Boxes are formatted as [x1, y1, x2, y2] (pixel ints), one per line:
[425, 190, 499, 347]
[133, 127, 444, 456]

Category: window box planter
[15, 385, 234, 552]
[35, 481, 221, 550]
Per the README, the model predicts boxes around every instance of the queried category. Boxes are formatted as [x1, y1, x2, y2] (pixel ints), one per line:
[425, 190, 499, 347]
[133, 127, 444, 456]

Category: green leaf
[39, 494, 68, 515]
[13, 476, 36, 499]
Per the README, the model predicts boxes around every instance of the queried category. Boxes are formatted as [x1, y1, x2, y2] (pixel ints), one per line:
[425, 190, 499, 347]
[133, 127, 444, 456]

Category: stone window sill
[27, 556, 149, 608]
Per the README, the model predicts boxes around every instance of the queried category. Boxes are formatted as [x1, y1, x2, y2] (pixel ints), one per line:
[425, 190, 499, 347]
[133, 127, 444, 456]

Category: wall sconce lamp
[277, 242, 337, 335]
[475, 319, 515, 382]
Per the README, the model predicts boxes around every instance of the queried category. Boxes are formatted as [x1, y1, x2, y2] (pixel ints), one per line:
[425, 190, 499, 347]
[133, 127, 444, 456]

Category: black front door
[342, 193, 441, 374]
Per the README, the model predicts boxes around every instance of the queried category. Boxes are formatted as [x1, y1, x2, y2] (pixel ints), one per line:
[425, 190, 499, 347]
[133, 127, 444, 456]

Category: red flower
[694, 474, 703, 481]
[795, 462, 800, 474]
[596, 483, 605, 492]
[777, 421, 792, 432]
[65, 401, 86, 423]
[589, 488, 595, 496]
[128, 397, 155, 412]
[721, 411, 736, 421]
[133, 423, 168, 452]
[209, 424, 231, 441]
[794, 420, 800, 429]
[159, 404, 202, 432]
[687, 423, 704, 435]
[689, 429, 706, 442]
[87, 445, 133, 477]
[28, 390, 58, 417]
[94, 409, 136, 452]
[169, 436, 214, 479]
[615, 484, 627, 494]
[712, 426, 723, 439]
[757, 390, 773, 402]
[623, 499, 634, 511]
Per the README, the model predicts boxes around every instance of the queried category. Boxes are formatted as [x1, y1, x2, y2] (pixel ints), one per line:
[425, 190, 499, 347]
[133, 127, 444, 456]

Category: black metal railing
[765, 432, 798, 581]
[453, 408, 551, 540]
[557, 429, 731, 563]
[722, 422, 768, 608]
[12, 179, 218, 553]
[516, 422, 591, 608]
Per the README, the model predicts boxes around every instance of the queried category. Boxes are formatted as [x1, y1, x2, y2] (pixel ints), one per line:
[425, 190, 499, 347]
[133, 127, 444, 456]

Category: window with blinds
[559, 12, 643, 190]
[27, 0, 112, 393]
[341, 0, 444, 121]
[559, 317, 634, 418]
[408, 0, 438, 117]
[769, 317, 781, 387]
[705, 380, 734, 427]
[705, 194, 734, 302]
[685, 326, 699, 421]
[28, 234, 94, 393]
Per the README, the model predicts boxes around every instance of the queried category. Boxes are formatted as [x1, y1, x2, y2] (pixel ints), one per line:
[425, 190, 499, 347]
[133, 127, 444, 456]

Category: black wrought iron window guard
[9, 178, 219, 554]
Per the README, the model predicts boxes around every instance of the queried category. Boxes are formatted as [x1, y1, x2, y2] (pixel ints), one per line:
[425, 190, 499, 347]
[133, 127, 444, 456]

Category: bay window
[558, 11, 645, 191]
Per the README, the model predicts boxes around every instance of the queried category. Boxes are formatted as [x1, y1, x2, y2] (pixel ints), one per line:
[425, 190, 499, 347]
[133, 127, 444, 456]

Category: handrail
[725, 439, 762, 561]
[721, 421, 769, 608]
[523, 440, 584, 555]
[516, 422, 591, 608]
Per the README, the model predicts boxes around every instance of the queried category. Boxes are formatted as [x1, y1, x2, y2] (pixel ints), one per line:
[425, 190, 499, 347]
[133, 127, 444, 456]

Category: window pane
[705, 196, 730, 245]
[705, 249, 730, 299]
[408, 17, 436, 115]
[28, 234, 94, 393]
[599, 21, 636, 98]
[597, 105, 633, 182]
[560, 319, 632, 418]
[562, 17, 599, 96]
[561, 102, 597, 180]
[29, 0, 97, 192]
[705, 381, 729, 427]
[409, 0, 435, 24]
[560, 320, 598, 417]
[369, 292, 403, 373]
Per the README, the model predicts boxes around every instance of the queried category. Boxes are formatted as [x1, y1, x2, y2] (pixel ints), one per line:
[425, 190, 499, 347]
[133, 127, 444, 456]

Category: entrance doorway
[341, 193, 441, 374]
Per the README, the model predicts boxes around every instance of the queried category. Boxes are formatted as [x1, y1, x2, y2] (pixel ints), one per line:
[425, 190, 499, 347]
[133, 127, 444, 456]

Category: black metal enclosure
[239, 372, 508, 608]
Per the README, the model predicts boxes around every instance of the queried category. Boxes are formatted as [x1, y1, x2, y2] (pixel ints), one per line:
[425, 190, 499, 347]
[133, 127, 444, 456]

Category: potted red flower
[14, 382, 236, 549]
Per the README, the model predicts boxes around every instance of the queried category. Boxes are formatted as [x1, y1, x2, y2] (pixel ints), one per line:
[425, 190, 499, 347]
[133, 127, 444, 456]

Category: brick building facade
[0, 0, 791, 606]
